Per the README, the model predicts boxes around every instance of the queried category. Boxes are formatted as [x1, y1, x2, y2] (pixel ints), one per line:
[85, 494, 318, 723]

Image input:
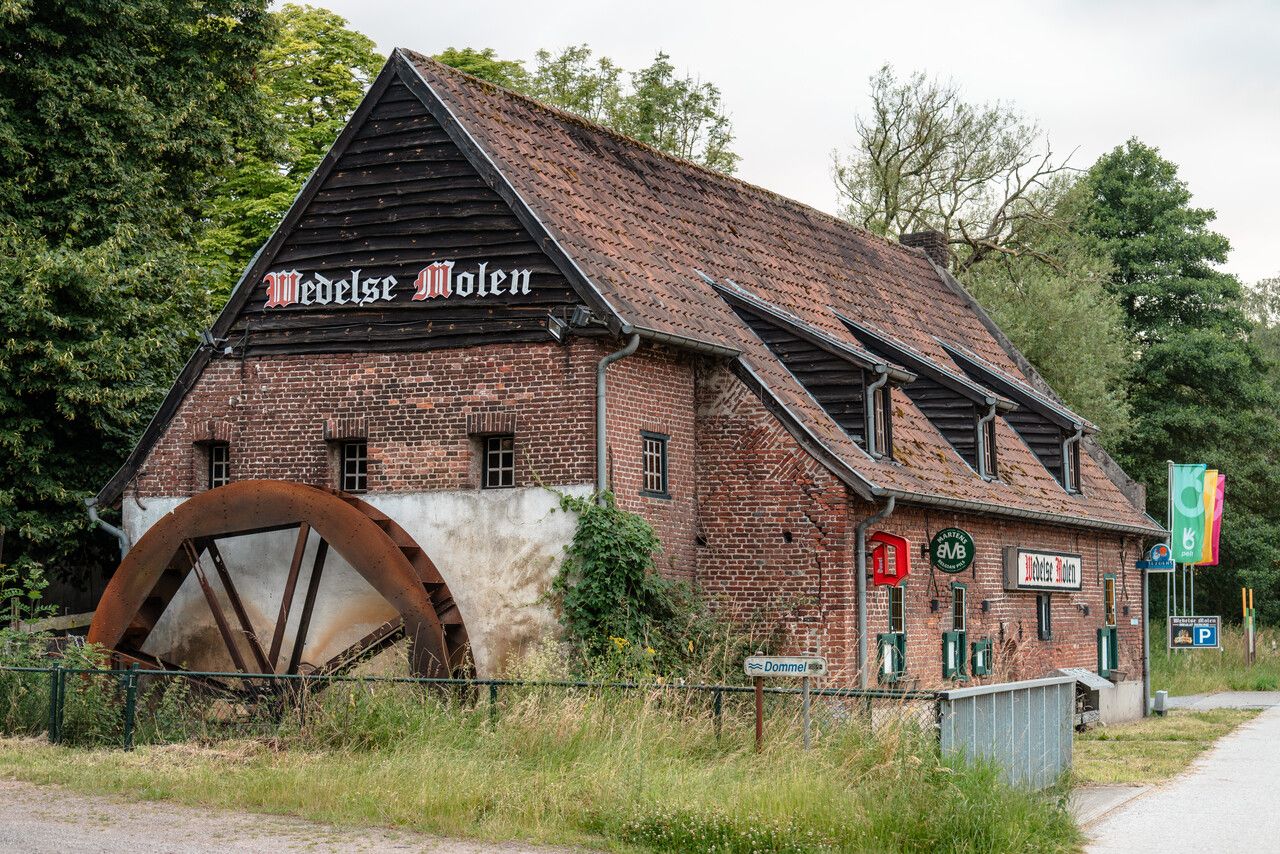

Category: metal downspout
[84, 497, 130, 558]
[856, 496, 896, 689]
[596, 333, 641, 504]
[865, 366, 889, 455]
[976, 402, 997, 477]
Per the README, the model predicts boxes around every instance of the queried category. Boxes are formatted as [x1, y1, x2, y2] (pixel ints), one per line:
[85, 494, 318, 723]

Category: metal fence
[1, 666, 1074, 788]
[937, 675, 1075, 789]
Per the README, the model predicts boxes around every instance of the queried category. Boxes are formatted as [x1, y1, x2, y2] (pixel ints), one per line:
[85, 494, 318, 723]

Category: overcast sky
[316, 0, 1279, 285]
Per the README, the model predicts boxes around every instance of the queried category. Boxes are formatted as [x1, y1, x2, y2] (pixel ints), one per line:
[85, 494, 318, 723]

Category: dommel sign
[1002, 547, 1083, 592]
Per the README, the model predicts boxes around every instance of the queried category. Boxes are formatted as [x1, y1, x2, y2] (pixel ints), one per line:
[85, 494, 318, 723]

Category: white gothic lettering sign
[263, 260, 533, 309]
[1002, 547, 1083, 592]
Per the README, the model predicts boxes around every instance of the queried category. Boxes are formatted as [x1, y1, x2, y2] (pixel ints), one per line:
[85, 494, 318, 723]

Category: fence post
[488, 682, 498, 725]
[46, 666, 61, 744]
[122, 664, 139, 751]
[712, 687, 722, 742]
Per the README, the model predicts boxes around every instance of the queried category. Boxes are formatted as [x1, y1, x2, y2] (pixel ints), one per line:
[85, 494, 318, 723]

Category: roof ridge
[398, 48, 926, 265]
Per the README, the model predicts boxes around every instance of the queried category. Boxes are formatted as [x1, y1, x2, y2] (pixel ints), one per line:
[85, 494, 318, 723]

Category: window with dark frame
[641, 432, 669, 497]
[483, 434, 515, 488]
[978, 417, 998, 479]
[208, 443, 229, 489]
[951, 583, 967, 633]
[888, 584, 905, 634]
[1037, 593, 1053, 640]
[341, 440, 367, 493]
[1063, 437, 1081, 493]
[1104, 575, 1117, 628]
[868, 383, 893, 458]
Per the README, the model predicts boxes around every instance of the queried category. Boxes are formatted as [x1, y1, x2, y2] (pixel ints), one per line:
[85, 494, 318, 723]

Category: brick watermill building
[87, 50, 1164, 720]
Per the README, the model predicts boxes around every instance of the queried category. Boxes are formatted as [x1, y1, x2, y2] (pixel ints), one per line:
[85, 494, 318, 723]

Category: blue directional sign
[1136, 542, 1175, 573]
[1169, 615, 1220, 650]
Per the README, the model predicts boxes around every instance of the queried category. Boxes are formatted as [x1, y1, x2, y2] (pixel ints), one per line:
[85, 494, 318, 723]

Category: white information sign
[1002, 547, 1083, 592]
[743, 656, 828, 678]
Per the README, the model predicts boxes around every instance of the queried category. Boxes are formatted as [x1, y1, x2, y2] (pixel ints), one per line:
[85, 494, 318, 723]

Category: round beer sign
[930, 528, 975, 574]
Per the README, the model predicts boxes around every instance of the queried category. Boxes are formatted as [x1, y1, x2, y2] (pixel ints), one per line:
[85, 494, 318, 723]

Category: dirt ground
[0, 779, 587, 853]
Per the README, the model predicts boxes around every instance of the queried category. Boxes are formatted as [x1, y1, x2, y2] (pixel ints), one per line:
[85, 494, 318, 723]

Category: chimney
[900, 230, 950, 269]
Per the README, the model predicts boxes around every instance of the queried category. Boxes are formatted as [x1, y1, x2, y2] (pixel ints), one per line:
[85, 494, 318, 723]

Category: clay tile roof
[400, 51, 1162, 534]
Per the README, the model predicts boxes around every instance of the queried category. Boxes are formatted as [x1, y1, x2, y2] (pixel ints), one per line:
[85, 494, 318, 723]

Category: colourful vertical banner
[1198, 474, 1226, 566]
[1197, 470, 1218, 564]
[1170, 463, 1207, 563]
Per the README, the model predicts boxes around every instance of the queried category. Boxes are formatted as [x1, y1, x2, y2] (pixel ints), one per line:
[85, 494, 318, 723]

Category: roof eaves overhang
[936, 337, 1096, 433]
[710, 279, 916, 383]
[836, 313, 1014, 412]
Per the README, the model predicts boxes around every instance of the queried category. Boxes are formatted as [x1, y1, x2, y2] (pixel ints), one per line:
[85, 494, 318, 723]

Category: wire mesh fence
[0, 665, 940, 752]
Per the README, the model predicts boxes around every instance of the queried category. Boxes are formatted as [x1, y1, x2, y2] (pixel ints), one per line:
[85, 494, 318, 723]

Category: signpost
[1168, 615, 1221, 650]
[743, 655, 827, 751]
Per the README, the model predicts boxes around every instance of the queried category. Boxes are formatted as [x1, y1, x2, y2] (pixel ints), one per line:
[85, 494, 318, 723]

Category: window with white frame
[341, 440, 367, 492]
[1104, 575, 1117, 628]
[641, 432, 669, 497]
[208, 443, 229, 489]
[977, 416, 998, 479]
[951, 583, 967, 633]
[888, 584, 905, 633]
[483, 435, 515, 488]
[868, 383, 893, 458]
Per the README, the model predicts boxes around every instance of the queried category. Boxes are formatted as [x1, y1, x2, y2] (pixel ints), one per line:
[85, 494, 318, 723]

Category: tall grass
[1150, 620, 1280, 695]
[0, 671, 1081, 852]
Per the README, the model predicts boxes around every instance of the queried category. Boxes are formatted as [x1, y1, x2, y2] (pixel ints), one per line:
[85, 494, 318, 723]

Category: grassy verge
[1150, 621, 1280, 695]
[0, 684, 1081, 853]
[1074, 709, 1259, 785]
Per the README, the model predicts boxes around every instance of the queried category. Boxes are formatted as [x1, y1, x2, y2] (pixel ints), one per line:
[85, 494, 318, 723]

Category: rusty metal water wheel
[87, 480, 471, 681]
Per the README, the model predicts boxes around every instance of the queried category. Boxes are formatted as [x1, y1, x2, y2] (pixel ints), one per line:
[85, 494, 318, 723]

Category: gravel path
[0, 779, 583, 853]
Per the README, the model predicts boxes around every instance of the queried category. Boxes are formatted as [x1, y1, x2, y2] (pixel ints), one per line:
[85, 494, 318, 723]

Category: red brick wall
[692, 363, 856, 681]
[131, 341, 600, 496]
[603, 343, 700, 582]
[858, 501, 1145, 689]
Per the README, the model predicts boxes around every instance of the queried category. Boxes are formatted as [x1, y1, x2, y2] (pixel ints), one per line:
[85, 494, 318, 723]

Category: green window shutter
[877, 632, 907, 683]
[942, 630, 967, 679]
[1097, 627, 1116, 678]
[971, 638, 992, 676]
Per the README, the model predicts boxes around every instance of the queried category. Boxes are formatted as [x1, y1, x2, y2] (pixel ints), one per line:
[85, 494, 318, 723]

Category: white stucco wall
[122, 485, 590, 676]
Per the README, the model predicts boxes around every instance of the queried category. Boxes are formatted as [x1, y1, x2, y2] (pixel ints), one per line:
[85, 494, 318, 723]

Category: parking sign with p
[1169, 615, 1221, 650]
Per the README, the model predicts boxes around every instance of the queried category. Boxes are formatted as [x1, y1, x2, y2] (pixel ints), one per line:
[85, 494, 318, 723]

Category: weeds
[1150, 620, 1280, 695]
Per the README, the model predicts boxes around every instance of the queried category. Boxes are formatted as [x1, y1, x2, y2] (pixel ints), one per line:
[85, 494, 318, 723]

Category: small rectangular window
[483, 435, 515, 488]
[208, 443, 230, 489]
[1060, 435, 1081, 492]
[341, 441, 367, 493]
[1037, 593, 1053, 641]
[978, 416, 998, 478]
[951, 583, 967, 633]
[1104, 575, 1117, 628]
[641, 432, 669, 498]
[868, 384, 893, 458]
[888, 584, 905, 634]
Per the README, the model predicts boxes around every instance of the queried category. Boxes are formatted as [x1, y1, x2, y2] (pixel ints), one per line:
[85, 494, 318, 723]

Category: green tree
[434, 47, 528, 89]
[437, 45, 739, 173]
[1078, 140, 1280, 621]
[0, 1, 271, 583]
[198, 4, 383, 296]
[1244, 274, 1280, 395]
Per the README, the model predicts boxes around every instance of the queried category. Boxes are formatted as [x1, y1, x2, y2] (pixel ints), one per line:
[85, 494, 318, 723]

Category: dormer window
[939, 339, 1092, 494]
[977, 412, 998, 479]
[866, 377, 893, 459]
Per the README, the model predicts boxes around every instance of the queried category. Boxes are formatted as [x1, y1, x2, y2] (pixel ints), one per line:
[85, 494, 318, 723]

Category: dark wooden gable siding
[227, 78, 577, 356]
[728, 305, 869, 446]
[1003, 410, 1066, 482]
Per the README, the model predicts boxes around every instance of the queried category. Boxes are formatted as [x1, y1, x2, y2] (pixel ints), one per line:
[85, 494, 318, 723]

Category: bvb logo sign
[930, 528, 975, 574]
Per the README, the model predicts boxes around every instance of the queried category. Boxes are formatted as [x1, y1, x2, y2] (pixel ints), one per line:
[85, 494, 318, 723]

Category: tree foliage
[1078, 140, 1280, 622]
[0, 1, 270, 581]
[198, 4, 383, 296]
[437, 45, 739, 173]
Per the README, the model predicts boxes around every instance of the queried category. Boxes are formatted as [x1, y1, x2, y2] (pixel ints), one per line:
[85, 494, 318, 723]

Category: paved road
[1087, 704, 1280, 852]
[1165, 690, 1280, 710]
[0, 779, 584, 854]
